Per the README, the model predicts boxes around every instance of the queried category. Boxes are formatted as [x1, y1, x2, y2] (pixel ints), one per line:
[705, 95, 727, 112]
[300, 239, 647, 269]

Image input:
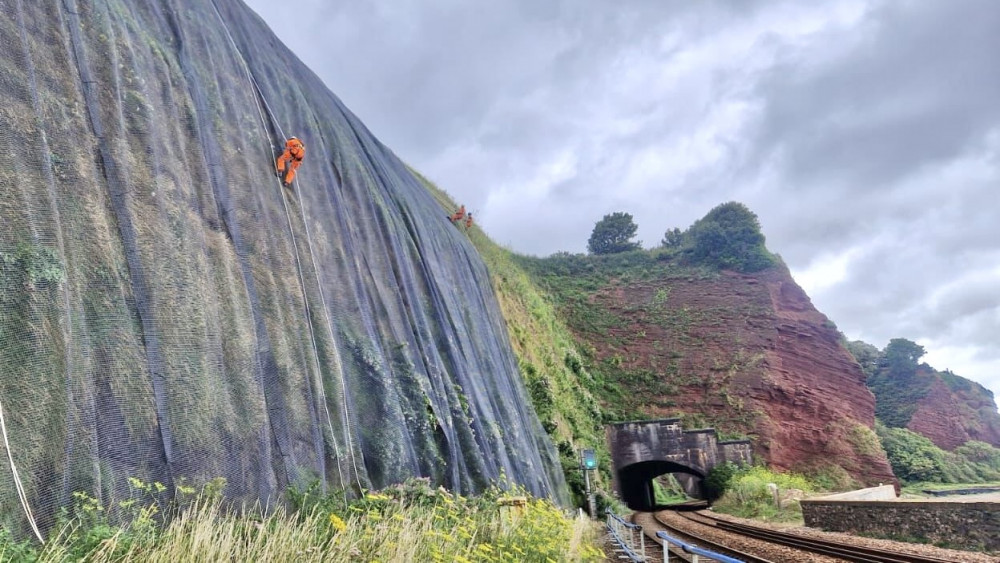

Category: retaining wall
[801, 499, 1000, 551]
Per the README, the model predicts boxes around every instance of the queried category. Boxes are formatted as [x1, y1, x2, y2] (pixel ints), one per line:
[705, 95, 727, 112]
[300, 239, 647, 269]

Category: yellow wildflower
[328, 513, 347, 532]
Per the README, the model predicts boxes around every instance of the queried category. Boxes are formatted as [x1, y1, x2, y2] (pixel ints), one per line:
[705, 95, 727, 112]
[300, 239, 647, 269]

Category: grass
[412, 171, 615, 511]
[0, 478, 604, 562]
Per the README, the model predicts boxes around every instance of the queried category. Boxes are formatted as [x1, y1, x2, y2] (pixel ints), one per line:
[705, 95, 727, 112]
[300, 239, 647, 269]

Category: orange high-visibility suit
[464, 213, 474, 229]
[276, 137, 306, 186]
[449, 205, 466, 222]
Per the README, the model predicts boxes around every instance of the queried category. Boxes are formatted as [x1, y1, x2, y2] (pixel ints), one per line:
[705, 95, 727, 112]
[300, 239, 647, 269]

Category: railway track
[632, 511, 773, 563]
[675, 510, 971, 563]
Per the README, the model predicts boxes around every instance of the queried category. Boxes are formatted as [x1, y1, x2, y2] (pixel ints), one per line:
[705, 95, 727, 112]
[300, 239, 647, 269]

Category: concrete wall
[810, 485, 897, 501]
[719, 440, 753, 466]
[801, 499, 1000, 551]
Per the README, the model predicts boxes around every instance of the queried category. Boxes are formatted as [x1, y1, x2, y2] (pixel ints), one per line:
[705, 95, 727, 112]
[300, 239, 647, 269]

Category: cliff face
[527, 255, 896, 486]
[0, 0, 565, 534]
[905, 371, 1000, 450]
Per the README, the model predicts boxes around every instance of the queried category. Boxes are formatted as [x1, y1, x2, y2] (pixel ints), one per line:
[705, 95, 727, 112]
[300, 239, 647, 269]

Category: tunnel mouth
[617, 460, 710, 512]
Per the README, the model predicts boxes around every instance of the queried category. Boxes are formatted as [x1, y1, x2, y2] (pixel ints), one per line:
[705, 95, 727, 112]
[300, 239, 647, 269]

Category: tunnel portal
[606, 419, 752, 511]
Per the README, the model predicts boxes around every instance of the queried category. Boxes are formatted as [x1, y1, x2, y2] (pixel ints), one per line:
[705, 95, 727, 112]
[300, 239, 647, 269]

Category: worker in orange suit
[448, 204, 466, 222]
[464, 212, 474, 230]
[276, 137, 306, 186]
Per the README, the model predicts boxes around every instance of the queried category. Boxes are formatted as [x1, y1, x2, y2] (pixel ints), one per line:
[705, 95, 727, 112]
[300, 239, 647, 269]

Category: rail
[605, 509, 647, 561]
[655, 531, 744, 563]
[685, 511, 966, 563]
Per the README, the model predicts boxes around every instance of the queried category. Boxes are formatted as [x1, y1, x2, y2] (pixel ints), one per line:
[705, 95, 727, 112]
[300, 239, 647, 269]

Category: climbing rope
[207, 0, 363, 493]
[0, 395, 44, 542]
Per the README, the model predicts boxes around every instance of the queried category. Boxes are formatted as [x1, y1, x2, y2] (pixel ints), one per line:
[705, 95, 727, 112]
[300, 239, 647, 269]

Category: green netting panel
[0, 0, 567, 539]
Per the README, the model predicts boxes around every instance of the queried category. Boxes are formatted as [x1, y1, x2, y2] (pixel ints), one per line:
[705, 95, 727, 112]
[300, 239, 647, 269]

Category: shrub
[712, 466, 813, 522]
[873, 424, 1000, 484]
[683, 202, 776, 273]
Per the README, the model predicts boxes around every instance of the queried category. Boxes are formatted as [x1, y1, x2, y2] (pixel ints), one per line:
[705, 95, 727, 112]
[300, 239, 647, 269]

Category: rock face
[906, 371, 1000, 450]
[0, 0, 565, 535]
[547, 260, 896, 486]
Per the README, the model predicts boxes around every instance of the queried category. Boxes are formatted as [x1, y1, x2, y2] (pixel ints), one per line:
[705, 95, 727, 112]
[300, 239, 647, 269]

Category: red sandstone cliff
[572, 264, 897, 487]
[906, 372, 1000, 450]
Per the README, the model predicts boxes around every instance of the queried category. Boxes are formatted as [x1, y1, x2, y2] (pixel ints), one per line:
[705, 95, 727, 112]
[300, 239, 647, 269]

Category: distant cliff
[873, 366, 1000, 451]
[521, 252, 897, 488]
[0, 0, 565, 535]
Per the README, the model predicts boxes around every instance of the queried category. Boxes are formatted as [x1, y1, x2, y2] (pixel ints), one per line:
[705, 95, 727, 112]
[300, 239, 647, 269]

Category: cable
[0, 396, 44, 543]
[207, 0, 363, 493]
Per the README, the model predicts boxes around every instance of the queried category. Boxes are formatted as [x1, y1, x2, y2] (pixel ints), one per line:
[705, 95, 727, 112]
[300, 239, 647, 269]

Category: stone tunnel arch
[606, 418, 753, 511]
[617, 459, 706, 511]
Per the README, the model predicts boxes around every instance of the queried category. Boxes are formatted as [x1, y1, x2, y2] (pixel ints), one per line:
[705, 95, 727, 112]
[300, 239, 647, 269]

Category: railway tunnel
[606, 419, 752, 511]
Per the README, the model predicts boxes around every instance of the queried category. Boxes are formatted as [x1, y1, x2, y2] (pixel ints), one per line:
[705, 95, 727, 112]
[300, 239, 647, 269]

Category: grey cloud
[751, 0, 1000, 190]
[248, 0, 1000, 397]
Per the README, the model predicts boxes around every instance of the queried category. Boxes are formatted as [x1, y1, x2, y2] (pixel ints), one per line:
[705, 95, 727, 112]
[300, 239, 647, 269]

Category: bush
[875, 424, 1000, 484]
[876, 424, 950, 483]
[704, 461, 741, 500]
[684, 202, 777, 273]
[712, 466, 813, 522]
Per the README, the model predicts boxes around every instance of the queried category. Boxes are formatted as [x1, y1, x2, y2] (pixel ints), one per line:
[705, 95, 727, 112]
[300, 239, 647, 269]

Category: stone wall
[801, 500, 1000, 551]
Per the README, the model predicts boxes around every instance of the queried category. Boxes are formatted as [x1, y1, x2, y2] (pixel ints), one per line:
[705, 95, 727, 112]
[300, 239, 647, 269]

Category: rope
[0, 396, 44, 542]
[207, 0, 363, 493]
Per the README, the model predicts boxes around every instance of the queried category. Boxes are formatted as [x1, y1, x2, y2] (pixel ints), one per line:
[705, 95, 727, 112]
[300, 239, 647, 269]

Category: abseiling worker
[276, 136, 306, 186]
[449, 204, 466, 222]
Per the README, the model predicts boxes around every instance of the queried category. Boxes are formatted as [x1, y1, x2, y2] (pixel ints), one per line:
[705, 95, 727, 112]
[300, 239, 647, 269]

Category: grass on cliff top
[0, 478, 603, 562]
[412, 170, 616, 510]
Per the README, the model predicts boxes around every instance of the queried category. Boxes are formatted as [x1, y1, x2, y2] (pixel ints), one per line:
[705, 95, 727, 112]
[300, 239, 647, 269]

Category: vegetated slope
[415, 174, 612, 509]
[0, 0, 565, 536]
[871, 366, 1000, 450]
[521, 251, 896, 488]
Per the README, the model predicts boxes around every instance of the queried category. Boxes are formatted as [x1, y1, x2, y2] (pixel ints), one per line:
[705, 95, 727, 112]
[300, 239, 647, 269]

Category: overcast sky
[245, 0, 1000, 402]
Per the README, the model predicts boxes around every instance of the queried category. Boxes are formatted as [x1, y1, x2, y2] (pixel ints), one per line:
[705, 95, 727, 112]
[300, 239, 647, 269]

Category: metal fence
[606, 509, 648, 562]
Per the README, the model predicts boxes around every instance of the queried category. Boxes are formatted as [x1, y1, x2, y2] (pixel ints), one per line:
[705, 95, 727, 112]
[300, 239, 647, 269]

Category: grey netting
[0, 0, 568, 538]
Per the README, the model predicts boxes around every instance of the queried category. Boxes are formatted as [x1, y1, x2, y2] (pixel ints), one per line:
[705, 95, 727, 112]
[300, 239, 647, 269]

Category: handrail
[605, 509, 647, 562]
[607, 509, 642, 530]
[656, 531, 744, 563]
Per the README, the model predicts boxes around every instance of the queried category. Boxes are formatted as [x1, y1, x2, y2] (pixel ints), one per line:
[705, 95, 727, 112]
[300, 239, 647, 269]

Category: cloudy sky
[245, 0, 1000, 401]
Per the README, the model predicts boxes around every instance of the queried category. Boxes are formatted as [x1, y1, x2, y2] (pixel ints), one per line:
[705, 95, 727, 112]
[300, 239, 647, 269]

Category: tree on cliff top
[881, 338, 926, 372]
[869, 338, 930, 428]
[847, 340, 881, 378]
[587, 212, 641, 255]
[684, 202, 777, 273]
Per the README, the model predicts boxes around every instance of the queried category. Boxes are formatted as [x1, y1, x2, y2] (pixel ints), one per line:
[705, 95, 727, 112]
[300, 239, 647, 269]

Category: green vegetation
[680, 202, 778, 273]
[876, 423, 1000, 484]
[862, 338, 934, 428]
[711, 465, 813, 522]
[651, 475, 688, 505]
[845, 340, 880, 378]
[514, 248, 762, 434]
[0, 478, 602, 562]
[586, 212, 641, 255]
[414, 173, 613, 510]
